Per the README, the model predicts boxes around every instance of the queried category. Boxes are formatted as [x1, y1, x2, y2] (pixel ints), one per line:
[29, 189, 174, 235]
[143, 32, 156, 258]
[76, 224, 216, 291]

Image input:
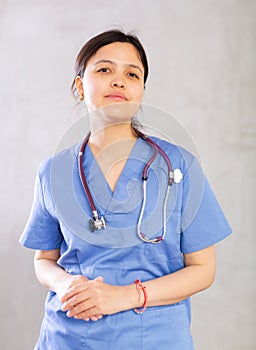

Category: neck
[87, 103, 140, 150]
[89, 123, 137, 151]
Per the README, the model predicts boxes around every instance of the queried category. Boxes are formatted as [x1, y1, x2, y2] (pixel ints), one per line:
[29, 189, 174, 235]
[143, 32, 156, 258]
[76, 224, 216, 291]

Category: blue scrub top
[20, 136, 232, 350]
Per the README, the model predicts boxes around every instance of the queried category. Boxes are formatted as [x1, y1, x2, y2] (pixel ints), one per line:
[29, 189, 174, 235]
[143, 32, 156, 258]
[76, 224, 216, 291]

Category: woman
[20, 29, 232, 349]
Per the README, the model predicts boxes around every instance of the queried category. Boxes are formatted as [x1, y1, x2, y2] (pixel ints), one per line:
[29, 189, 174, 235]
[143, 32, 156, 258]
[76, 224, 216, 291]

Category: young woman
[20, 29, 232, 349]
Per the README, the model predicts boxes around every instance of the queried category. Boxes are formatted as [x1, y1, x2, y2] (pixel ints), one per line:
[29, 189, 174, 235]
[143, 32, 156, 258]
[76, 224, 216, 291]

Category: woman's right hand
[54, 274, 86, 301]
[34, 249, 103, 322]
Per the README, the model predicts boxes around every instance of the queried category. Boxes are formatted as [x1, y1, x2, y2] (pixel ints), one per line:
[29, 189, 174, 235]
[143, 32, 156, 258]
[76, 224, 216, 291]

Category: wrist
[122, 283, 144, 311]
[51, 271, 72, 294]
[133, 279, 148, 314]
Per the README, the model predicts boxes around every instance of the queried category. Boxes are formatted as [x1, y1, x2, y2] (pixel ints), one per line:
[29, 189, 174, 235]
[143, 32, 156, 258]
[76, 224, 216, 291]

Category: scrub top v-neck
[20, 136, 232, 350]
[82, 137, 148, 213]
[85, 137, 139, 196]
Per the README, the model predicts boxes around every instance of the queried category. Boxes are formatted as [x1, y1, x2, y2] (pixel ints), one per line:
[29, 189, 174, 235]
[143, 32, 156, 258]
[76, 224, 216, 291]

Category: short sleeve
[180, 156, 232, 253]
[19, 163, 63, 250]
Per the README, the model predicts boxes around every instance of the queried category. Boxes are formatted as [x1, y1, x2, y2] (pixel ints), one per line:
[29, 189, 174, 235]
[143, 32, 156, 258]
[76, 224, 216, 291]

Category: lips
[105, 93, 127, 101]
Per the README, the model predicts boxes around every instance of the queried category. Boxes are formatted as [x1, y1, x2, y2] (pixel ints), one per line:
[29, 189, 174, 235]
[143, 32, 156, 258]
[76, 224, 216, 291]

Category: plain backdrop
[0, 0, 255, 349]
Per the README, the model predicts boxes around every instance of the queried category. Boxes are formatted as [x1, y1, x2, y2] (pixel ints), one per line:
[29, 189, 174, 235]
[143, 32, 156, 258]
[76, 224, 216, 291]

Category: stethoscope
[78, 131, 183, 243]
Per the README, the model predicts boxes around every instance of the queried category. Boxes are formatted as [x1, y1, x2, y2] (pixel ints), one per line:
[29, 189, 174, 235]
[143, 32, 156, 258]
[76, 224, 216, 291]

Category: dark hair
[71, 29, 149, 97]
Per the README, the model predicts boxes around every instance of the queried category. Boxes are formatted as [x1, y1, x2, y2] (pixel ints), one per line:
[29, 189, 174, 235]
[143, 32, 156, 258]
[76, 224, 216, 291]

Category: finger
[74, 303, 103, 319]
[62, 288, 91, 311]
[67, 299, 97, 318]
[66, 278, 104, 308]
[73, 306, 98, 320]
[81, 315, 102, 322]
[62, 278, 103, 311]
[69, 275, 89, 286]
[90, 315, 103, 322]
[61, 282, 89, 304]
[95, 276, 104, 282]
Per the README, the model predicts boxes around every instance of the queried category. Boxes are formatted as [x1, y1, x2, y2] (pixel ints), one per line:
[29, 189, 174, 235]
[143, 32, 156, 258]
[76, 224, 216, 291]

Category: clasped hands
[60, 275, 131, 322]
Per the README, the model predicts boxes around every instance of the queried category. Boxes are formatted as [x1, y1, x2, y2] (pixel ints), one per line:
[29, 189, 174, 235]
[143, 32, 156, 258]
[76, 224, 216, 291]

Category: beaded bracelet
[133, 279, 148, 314]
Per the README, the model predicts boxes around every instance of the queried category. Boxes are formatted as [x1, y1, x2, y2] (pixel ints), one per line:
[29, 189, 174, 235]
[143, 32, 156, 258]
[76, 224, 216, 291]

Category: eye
[97, 67, 110, 73]
[128, 72, 139, 79]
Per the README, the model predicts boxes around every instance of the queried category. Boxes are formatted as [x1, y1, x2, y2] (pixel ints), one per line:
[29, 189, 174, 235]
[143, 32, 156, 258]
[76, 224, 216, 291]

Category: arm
[61, 245, 216, 319]
[34, 249, 102, 321]
[142, 245, 216, 306]
[34, 249, 73, 299]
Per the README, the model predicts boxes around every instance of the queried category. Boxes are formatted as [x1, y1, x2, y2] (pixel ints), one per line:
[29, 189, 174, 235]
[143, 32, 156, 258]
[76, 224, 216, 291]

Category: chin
[90, 102, 141, 126]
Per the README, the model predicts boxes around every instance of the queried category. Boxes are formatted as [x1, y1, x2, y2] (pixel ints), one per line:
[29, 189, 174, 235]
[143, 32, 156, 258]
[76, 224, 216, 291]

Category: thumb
[95, 276, 104, 282]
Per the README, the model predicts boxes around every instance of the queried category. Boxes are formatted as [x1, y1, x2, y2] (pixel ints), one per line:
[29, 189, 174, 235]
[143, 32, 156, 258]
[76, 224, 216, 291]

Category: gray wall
[1, 0, 255, 349]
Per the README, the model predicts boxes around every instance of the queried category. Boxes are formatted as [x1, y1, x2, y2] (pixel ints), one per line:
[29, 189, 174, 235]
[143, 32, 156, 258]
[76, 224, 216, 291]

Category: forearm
[34, 258, 71, 292]
[143, 264, 214, 306]
[122, 264, 214, 312]
[124, 246, 216, 310]
[34, 249, 75, 298]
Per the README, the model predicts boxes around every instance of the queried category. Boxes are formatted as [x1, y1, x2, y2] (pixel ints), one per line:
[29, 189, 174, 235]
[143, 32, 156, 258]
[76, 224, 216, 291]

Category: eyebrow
[93, 59, 143, 75]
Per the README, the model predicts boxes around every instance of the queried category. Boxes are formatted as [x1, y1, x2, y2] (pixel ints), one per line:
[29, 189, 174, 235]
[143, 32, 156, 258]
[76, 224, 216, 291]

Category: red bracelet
[133, 279, 148, 314]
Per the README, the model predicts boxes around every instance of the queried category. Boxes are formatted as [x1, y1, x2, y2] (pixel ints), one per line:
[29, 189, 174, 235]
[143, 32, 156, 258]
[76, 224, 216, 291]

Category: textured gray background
[1, 0, 255, 349]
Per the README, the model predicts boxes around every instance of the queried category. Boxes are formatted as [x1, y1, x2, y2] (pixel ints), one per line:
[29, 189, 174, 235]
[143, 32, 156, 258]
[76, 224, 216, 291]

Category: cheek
[83, 82, 96, 98]
[133, 85, 144, 102]
[83, 80, 101, 106]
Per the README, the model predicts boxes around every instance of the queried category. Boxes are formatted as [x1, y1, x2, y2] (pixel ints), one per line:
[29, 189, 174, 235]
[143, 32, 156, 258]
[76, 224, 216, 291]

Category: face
[76, 42, 145, 113]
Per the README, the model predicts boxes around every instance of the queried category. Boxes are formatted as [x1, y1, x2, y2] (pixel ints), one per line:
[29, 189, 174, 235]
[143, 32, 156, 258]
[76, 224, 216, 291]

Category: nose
[111, 74, 126, 89]
[112, 82, 125, 88]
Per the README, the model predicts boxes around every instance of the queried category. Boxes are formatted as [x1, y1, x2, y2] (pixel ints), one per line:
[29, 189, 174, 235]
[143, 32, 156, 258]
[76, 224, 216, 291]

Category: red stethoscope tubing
[78, 132, 97, 213]
[78, 131, 175, 240]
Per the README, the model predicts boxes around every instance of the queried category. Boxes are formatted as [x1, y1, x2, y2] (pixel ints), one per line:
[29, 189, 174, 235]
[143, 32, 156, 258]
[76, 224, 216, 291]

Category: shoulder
[148, 135, 196, 170]
[37, 143, 80, 180]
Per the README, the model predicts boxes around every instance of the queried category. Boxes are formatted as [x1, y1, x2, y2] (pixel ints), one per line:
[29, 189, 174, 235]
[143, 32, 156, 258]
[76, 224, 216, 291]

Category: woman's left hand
[61, 277, 136, 321]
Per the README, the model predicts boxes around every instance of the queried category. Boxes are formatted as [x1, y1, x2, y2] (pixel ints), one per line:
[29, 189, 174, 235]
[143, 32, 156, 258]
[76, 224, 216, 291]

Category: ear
[75, 76, 84, 98]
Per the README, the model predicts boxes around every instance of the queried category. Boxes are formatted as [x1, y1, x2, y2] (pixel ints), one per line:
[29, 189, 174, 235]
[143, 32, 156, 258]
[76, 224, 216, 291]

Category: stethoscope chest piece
[89, 211, 106, 232]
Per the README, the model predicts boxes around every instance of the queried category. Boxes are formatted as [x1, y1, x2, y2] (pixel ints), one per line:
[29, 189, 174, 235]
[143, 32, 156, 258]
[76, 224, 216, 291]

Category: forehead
[87, 42, 143, 67]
